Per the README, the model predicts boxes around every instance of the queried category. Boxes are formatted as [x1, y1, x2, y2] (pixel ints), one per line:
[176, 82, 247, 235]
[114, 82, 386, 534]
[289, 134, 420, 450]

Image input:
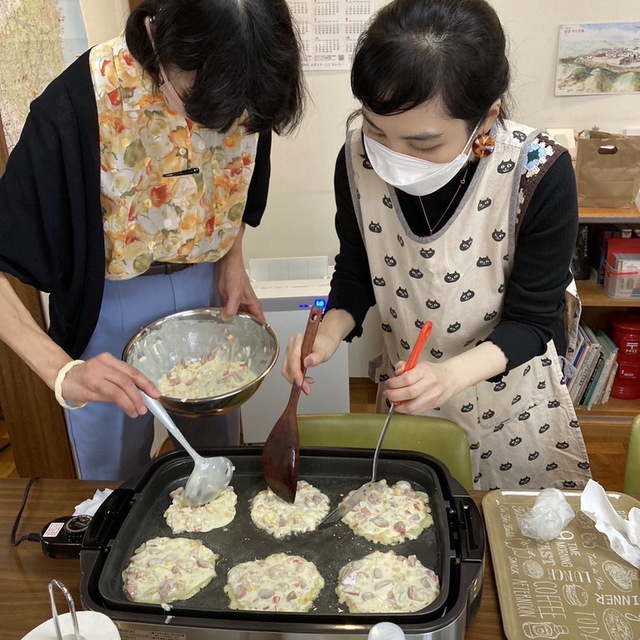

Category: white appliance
[241, 256, 350, 443]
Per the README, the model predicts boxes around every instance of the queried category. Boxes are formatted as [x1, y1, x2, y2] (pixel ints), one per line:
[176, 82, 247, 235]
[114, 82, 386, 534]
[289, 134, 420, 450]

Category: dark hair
[351, 0, 510, 131]
[126, 0, 306, 134]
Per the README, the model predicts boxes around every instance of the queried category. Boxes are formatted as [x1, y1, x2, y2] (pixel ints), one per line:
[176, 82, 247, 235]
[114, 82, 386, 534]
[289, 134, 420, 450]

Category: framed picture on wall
[555, 22, 640, 96]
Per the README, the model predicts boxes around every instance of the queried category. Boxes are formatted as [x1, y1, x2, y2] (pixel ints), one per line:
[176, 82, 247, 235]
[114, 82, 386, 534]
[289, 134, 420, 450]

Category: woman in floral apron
[0, 0, 305, 480]
[283, 0, 591, 490]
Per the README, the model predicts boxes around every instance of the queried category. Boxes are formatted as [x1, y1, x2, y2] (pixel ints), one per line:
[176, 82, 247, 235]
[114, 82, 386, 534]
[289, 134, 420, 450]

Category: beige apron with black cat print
[346, 121, 591, 491]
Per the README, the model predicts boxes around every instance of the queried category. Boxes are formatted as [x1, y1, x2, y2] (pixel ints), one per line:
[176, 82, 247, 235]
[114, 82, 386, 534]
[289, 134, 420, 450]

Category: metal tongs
[48, 579, 85, 640]
[318, 321, 433, 528]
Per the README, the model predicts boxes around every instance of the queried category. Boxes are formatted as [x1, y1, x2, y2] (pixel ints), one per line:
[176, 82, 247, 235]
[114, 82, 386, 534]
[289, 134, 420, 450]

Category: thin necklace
[418, 162, 471, 236]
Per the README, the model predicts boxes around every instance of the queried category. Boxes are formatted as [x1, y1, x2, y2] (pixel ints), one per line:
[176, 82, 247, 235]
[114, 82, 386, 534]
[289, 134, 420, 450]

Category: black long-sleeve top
[327, 142, 578, 371]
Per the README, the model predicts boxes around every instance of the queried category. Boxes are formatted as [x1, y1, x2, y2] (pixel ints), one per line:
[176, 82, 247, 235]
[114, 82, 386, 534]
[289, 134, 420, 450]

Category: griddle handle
[450, 496, 485, 562]
[82, 488, 135, 550]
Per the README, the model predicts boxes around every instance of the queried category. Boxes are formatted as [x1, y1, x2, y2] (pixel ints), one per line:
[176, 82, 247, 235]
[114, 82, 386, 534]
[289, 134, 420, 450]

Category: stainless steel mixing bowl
[122, 308, 279, 416]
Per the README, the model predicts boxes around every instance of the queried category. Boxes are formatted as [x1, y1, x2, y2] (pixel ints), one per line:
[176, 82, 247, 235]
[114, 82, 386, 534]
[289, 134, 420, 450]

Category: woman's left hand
[385, 341, 510, 414]
[217, 255, 264, 321]
[384, 361, 457, 414]
[216, 225, 265, 322]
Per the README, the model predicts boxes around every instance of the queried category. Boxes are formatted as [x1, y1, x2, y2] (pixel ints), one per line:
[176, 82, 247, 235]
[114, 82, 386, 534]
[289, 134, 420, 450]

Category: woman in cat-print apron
[283, 0, 591, 490]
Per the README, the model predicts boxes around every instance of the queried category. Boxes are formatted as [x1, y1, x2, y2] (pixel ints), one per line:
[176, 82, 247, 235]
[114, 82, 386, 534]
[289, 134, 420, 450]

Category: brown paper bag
[575, 130, 640, 208]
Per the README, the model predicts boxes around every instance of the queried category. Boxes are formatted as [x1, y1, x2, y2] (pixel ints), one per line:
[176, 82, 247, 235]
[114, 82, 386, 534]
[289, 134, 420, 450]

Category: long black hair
[351, 0, 510, 131]
[126, 0, 306, 134]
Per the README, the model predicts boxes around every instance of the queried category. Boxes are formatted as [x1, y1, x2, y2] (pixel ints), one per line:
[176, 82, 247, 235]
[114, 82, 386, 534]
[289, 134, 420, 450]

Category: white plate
[21, 611, 120, 640]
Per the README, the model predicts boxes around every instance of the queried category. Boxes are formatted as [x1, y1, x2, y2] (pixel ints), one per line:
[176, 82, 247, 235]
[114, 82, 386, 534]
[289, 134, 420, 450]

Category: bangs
[349, 0, 510, 126]
[351, 39, 442, 116]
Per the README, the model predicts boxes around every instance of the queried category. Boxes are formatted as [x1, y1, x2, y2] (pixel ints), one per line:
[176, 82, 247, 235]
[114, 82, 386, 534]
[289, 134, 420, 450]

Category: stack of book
[567, 322, 619, 410]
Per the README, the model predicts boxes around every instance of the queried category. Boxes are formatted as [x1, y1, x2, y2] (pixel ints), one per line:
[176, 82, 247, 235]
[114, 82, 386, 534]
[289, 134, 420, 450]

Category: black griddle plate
[92, 449, 458, 625]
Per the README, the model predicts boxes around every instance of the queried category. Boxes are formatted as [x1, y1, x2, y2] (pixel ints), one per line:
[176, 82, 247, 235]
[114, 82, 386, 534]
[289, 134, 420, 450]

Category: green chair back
[298, 412, 473, 491]
[624, 416, 640, 496]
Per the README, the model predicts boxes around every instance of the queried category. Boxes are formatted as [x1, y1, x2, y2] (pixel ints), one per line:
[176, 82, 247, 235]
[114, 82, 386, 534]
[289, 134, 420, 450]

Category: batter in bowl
[158, 342, 256, 400]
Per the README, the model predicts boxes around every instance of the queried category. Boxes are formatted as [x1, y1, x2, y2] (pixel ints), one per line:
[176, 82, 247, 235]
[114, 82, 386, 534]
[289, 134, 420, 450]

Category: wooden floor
[0, 378, 628, 490]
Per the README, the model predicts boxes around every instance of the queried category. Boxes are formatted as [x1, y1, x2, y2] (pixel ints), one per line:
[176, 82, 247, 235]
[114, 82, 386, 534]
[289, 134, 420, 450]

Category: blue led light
[314, 299, 327, 308]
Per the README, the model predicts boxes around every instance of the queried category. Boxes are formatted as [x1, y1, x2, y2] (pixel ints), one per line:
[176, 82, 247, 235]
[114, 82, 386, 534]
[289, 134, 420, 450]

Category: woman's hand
[216, 225, 265, 321]
[384, 361, 458, 414]
[282, 331, 342, 395]
[385, 341, 509, 414]
[60, 353, 160, 418]
[0, 274, 158, 418]
[217, 256, 264, 321]
[281, 308, 356, 395]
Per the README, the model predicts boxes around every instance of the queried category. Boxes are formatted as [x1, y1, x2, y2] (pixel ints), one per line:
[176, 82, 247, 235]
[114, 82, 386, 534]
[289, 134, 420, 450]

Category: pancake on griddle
[336, 550, 440, 613]
[342, 479, 433, 545]
[225, 552, 325, 612]
[250, 480, 330, 538]
[122, 537, 218, 606]
[164, 485, 237, 534]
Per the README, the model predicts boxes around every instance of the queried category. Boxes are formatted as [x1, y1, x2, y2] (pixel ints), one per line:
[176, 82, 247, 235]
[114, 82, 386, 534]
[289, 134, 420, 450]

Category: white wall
[498, 0, 640, 132]
[79, 0, 129, 46]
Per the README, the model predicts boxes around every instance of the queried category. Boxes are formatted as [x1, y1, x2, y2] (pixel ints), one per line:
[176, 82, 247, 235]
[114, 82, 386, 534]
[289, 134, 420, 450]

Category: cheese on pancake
[336, 550, 440, 613]
[164, 485, 237, 533]
[342, 480, 433, 545]
[122, 537, 217, 605]
[250, 480, 330, 538]
[225, 553, 324, 612]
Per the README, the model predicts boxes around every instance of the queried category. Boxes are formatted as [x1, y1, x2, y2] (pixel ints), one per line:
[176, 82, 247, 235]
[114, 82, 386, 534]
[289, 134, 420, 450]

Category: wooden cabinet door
[0, 114, 76, 478]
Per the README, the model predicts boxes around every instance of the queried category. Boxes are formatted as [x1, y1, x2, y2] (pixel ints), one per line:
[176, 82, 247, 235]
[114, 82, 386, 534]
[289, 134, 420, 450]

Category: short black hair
[351, 0, 510, 131]
[126, 0, 306, 134]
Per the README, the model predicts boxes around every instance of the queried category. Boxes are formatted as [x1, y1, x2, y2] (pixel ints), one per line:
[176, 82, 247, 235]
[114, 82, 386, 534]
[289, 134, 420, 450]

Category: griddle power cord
[10, 476, 41, 546]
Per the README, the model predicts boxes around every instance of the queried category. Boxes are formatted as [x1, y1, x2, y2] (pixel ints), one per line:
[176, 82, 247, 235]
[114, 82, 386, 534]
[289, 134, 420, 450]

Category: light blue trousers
[64, 263, 240, 481]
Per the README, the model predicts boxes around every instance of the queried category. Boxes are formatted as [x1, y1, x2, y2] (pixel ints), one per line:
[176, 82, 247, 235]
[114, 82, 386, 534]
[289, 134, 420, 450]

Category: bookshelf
[576, 204, 640, 430]
[579, 204, 640, 224]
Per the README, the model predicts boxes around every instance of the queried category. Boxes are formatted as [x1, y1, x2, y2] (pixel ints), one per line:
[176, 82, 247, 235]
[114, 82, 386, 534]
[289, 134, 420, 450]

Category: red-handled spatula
[261, 305, 322, 503]
[319, 320, 433, 527]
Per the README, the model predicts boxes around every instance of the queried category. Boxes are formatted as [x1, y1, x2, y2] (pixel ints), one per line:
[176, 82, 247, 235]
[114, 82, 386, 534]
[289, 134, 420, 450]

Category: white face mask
[363, 123, 479, 196]
[144, 17, 189, 118]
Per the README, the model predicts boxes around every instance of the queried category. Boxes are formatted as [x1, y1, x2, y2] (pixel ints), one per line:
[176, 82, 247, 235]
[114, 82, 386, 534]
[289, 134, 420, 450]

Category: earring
[472, 133, 495, 159]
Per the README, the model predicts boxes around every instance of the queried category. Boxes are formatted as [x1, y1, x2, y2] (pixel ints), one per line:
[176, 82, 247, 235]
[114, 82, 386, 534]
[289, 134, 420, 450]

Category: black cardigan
[0, 51, 271, 358]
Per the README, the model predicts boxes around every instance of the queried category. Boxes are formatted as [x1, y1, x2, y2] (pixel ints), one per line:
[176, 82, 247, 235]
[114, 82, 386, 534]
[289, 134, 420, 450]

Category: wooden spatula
[261, 305, 322, 503]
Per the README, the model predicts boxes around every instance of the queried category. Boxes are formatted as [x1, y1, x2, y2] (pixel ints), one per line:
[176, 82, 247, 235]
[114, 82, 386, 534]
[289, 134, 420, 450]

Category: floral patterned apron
[89, 34, 258, 280]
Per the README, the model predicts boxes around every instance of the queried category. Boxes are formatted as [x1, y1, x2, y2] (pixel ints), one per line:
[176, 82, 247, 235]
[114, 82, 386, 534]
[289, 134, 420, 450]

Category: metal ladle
[140, 391, 233, 506]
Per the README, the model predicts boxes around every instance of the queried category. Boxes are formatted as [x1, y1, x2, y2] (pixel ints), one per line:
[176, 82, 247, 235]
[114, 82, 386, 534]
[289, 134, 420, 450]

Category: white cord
[54, 360, 87, 410]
